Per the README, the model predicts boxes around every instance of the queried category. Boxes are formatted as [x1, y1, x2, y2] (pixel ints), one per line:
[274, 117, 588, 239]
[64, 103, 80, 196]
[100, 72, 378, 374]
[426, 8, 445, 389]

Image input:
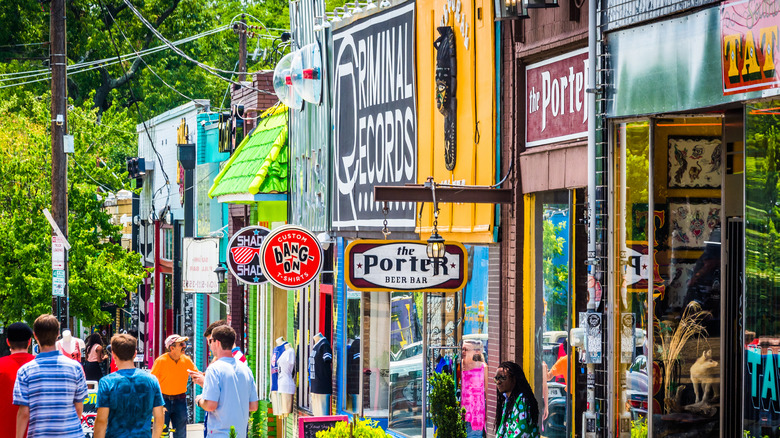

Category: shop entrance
[612, 114, 741, 437]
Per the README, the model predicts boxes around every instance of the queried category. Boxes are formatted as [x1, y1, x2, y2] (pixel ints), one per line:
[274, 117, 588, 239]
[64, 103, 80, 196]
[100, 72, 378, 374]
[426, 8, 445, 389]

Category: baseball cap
[7, 322, 33, 343]
[165, 334, 189, 349]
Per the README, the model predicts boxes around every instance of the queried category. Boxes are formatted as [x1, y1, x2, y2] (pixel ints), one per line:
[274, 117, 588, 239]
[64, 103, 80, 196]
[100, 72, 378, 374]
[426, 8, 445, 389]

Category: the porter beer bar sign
[345, 240, 468, 292]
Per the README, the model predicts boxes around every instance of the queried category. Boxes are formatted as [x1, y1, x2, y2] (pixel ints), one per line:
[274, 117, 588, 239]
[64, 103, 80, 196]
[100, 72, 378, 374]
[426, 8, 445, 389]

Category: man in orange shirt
[0, 322, 34, 438]
[151, 334, 198, 438]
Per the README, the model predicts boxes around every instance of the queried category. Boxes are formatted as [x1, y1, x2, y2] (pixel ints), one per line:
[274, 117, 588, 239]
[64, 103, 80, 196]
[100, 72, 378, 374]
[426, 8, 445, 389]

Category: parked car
[544, 381, 568, 438]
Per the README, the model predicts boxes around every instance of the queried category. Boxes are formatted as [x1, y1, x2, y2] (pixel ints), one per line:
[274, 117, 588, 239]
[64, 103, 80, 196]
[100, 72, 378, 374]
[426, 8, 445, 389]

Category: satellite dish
[290, 42, 323, 105]
[272, 52, 303, 110]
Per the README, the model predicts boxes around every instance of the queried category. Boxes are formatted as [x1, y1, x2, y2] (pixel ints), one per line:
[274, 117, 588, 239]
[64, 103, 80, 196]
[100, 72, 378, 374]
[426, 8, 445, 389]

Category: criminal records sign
[333, 1, 417, 232]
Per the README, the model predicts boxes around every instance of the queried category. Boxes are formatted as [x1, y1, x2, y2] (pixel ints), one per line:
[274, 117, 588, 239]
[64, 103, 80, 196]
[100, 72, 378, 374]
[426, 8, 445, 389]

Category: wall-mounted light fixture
[523, 0, 558, 8]
[495, 0, 529, 19]
[425, 177, 446, 275]
[214, 263, 228, 284]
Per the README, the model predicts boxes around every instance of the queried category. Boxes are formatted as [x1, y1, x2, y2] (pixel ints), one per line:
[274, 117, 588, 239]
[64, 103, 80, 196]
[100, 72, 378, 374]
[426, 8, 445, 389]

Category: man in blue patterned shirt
[13, 314, 88, 438]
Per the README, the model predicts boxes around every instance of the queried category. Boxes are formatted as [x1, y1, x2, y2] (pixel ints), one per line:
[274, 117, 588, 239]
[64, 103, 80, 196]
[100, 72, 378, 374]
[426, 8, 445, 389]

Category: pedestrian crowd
[0, 314, 258, 438]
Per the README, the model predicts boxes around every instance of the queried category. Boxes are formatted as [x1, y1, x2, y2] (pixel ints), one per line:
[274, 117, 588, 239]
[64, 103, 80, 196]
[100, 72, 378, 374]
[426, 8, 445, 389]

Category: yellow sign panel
[416, 0, 496, 243]
[345, 240, 468, 292]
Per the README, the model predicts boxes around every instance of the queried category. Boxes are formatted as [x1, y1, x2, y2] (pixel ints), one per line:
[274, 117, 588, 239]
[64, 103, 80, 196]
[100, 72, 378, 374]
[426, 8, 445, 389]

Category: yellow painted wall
[416, 0, 496, 243]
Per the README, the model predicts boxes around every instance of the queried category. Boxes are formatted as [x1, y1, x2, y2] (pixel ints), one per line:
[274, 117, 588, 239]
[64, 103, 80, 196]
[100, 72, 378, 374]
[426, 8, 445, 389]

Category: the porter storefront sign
[332, 2, 417, 232]
[345, 240, 468, 292]
[525, 48, 588, 147]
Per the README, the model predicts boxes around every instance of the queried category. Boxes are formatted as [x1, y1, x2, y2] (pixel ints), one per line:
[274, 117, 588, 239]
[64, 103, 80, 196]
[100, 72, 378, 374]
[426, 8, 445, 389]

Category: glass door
[531, 189, 587, 438]
[613, 121, 651, 436]
[650, 116, 723, 437]
[744, 101, 780, 438]
[613, 116, 725, 437]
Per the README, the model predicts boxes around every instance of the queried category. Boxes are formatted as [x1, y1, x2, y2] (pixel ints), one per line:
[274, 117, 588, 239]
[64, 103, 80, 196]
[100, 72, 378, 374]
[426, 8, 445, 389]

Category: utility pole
[238, 15, 247, 83]
[51, 0, 69, 329]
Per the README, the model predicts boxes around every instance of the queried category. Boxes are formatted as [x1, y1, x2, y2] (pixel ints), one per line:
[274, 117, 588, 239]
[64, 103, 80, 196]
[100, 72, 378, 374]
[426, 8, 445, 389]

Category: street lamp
[425, 177, 446, 275]
[214, 263, 228, 284]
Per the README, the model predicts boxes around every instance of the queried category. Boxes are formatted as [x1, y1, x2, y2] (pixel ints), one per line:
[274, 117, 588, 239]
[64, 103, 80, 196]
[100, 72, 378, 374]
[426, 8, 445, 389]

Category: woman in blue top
[494, 361, 540, 438]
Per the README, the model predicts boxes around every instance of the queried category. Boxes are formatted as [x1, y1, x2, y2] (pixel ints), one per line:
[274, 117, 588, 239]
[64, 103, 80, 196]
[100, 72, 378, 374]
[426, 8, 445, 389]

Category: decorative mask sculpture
[434, 26, 457, 171]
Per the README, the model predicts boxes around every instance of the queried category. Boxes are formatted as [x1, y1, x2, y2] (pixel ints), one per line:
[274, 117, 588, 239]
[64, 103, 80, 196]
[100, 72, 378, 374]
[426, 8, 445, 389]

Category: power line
[102, 5, 209, 110]
[0, 25, 231, 88]
[122, 0, 276, 96]
[0, 41, 49, 48]
[98, 0, 171, 210]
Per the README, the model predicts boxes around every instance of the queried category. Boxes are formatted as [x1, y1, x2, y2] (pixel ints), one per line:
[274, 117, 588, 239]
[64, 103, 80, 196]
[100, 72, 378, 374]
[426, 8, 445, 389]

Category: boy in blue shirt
[93, 334, 164, 438]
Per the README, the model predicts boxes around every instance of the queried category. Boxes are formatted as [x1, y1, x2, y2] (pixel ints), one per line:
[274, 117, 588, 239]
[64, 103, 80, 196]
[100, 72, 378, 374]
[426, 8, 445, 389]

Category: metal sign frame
[345, 239, 468, 292]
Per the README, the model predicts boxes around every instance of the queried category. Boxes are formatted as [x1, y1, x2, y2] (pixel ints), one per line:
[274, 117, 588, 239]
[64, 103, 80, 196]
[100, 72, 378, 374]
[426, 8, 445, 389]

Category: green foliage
[0, 0, 291, 119]
[230, 426, 237, 438]
[316, 418, 390, 438]
[630, 418, 647, 438]
[0, 92, 147, 326]
[428, 372, 467, 438]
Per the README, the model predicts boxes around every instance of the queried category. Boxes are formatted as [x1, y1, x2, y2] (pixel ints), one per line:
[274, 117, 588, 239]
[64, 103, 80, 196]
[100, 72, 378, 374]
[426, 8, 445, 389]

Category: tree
[0, 0, 291, 118]
[0, 91, 147, 326]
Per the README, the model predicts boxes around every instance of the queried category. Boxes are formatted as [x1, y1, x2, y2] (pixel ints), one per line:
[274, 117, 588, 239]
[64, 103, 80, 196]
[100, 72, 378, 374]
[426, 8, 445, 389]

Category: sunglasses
[494, 374, 508, 383]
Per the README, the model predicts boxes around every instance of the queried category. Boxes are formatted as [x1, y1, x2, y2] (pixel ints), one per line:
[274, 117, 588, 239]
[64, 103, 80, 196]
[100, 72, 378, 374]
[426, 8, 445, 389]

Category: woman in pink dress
[461, 340, 487, 438]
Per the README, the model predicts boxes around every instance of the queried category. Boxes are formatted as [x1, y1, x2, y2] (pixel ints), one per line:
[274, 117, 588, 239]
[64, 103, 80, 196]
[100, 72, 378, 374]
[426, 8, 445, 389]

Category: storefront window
[744, 101, 780, 437]
[363, 293, 390, 417]
[613, 121, 651, 435]
[389, 292, 423, 436]
[652, 117, 722, 436]
[344, 289, 361, 413]
[534, 191, 572, 437]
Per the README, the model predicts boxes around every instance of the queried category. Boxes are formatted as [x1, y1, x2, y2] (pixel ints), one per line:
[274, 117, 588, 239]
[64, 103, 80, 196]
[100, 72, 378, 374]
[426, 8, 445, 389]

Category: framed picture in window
[668, 198, 721, 250]
[668, 137, 722, 188]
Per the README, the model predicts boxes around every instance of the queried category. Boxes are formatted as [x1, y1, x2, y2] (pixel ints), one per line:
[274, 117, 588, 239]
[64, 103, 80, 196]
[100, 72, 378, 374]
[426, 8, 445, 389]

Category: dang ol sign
[260, 226, 324, 289]
[526, 48, 588, 148]
[345, 240, 468, 292]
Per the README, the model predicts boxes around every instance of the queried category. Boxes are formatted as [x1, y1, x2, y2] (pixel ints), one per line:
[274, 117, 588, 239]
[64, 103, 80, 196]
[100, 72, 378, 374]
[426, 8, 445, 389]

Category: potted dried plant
[654, 301, 711, 413]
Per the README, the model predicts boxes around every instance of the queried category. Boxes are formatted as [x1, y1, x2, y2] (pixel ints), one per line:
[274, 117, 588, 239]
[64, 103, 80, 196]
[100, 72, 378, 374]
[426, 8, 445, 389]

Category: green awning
[208, 105, 288, 203]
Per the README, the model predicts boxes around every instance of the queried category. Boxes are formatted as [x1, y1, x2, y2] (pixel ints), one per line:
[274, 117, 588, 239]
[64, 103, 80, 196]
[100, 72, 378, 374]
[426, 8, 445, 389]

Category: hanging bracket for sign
[345, 240, 468, 292]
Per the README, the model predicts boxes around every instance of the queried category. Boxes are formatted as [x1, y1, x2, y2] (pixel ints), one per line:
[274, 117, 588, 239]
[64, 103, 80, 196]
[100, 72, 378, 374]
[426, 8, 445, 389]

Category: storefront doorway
[612, 115, 735, 437]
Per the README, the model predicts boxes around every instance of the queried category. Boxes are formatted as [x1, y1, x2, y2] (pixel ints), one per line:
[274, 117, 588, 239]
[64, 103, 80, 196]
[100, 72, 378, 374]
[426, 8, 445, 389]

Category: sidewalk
[186, 423, 204, 437]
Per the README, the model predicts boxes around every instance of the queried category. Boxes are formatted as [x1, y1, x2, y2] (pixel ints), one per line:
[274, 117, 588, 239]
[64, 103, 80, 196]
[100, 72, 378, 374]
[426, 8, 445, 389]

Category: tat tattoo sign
[525, 48, 588, 148]
[332, 2, 417, 232]
[345, 240, 468, 292]
[260, 225, 324, 289]
[721, 0, 780, 95]
[227, 226, 271, 285]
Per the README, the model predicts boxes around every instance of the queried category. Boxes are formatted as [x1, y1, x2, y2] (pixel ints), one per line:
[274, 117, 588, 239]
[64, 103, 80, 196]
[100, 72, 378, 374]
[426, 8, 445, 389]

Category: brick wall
[229, 71, 276, 135]
[516, 0, 588, 59]
[228, 203, 249, 349]
[493, 19, 524, 438]
[254, 71, 277, 114]
[487, 244, 501, 437]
